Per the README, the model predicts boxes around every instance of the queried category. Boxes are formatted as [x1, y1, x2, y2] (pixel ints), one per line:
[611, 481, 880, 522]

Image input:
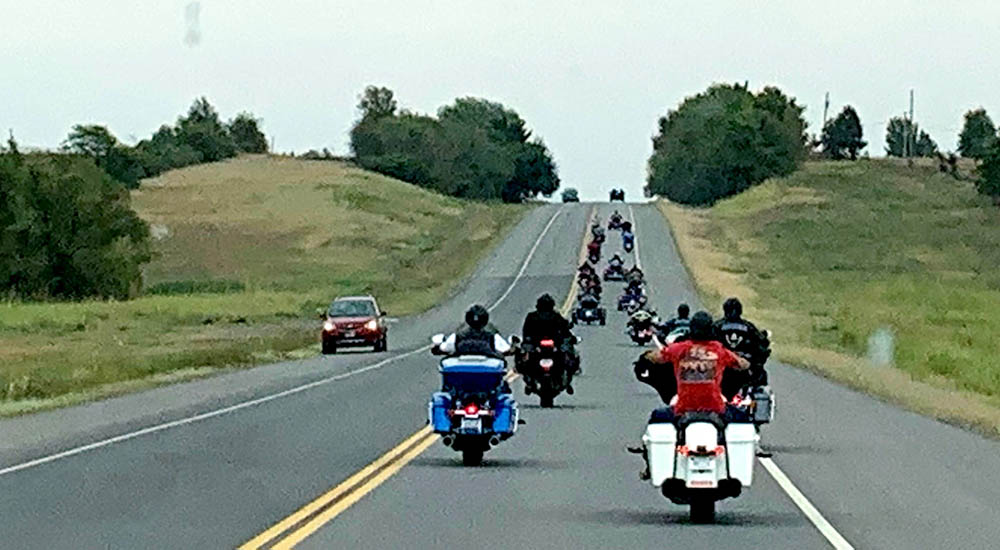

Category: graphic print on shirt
[678, 345, 719, 383]
[724, 332, 744, 349]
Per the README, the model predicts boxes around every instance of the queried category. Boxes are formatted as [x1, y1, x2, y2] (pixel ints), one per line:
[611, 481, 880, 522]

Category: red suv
[321, 296, 388, 354]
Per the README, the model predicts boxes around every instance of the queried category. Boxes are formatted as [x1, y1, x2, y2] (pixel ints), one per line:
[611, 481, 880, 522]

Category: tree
[0, 139, 151, 299]
[958, 108, 997, 160]
[63, 125, 118, 161]
[646, 83, 807, 205]
[977, 141, 1000, 203]
[822, 106, 866, 160]
[885, 117, 937, 157]
[175, 97, 237, 162]
[349, 88, 558, 202]
[358, 86, 397, 121]
[227, 112, 268, 153]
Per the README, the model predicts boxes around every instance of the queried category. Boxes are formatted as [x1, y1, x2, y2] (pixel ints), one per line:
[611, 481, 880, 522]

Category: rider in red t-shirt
[645, 311, 750, 423]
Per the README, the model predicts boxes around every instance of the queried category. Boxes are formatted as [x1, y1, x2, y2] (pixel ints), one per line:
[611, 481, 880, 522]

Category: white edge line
[627, 203, 642, 270]
[759, 457, 855, 550]
[0, 206, 564, 478]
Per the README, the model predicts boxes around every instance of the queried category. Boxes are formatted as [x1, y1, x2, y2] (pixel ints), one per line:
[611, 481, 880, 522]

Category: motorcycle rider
[591, 221, 606, 243]
[437, 305, 511, 359]
[609, 210, 623, 228]
[520, 294, 581, 390]
[658, 303, 691, 341]
[609, 254, 624, 268]
[627, 308, 657, 340]
[714, 297, 771, 395]
[631, 311, 751, 478]
[624, 265, 644, 285]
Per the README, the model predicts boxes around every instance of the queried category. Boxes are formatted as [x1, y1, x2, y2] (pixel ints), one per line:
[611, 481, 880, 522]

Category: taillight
[540, 339, 555, 348]
[464, 403, 479, 416]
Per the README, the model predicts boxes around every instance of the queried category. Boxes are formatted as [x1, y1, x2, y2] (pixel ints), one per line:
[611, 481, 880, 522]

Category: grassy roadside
[0, 155, 529, 415]
[658, 159, 1000, 437]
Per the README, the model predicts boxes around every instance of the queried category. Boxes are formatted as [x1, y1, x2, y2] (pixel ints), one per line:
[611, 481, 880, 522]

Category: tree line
[63, 97, 268, 189]
[349, 86, 559, 202]
[1, 97, 268, 299]
[646, 83, 1000, 205]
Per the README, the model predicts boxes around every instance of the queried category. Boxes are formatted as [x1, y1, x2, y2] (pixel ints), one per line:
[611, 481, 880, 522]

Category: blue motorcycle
[622, 230, 635, 253]
[428, 340, 519, 466]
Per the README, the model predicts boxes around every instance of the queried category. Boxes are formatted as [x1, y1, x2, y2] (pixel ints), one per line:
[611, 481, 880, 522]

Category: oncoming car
[321, 296, 388, 354]
[561, 188, 580, 202]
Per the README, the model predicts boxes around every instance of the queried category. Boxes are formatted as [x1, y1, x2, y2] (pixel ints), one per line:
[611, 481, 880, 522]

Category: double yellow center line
[240, 205, 595, 549]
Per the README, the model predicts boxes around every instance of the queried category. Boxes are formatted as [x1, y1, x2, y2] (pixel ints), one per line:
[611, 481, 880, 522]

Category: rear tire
[690, 500, 716, 524]
[540, 394, 554, 408]
[462, 448, 483, 466]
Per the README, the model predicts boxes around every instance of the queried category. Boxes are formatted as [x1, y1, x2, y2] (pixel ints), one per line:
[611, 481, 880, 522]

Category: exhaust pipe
[489, 435, 502, 448]
[442, 435, 455, 447]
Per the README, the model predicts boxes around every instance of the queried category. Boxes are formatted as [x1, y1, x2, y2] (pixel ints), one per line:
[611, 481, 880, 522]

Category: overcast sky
[4, 1, 999, 199]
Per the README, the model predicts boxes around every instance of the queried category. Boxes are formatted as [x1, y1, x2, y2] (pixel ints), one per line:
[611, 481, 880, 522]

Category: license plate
[344, 330, 355, 338]
[539, 359, 554, 370]
[690, 457, 712, 469]
[460, 417, 482, 432]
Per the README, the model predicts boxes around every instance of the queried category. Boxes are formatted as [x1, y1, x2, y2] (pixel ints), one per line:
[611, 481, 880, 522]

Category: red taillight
[464, 403, 479, 416]
[540, 339, 555, 348]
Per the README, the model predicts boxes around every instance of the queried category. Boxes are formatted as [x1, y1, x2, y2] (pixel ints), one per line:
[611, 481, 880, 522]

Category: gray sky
[4, 1, 999, 200]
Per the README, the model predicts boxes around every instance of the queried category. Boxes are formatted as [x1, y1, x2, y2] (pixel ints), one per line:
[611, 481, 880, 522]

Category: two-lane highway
[2, 203, 1000, 549]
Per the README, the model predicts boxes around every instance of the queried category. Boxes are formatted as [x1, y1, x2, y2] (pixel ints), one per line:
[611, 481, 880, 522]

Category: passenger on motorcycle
[628, 308, 657, 332]
[713, 297, 771, 394]
[609, 254, 624, 268]
[520, 294, 581, 382]
[580, 275, 602, 299]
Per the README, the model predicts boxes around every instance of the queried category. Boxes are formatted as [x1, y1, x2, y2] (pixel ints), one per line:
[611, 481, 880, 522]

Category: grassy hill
[0, 155, 528, 414]
[660, 159, 1000, 435]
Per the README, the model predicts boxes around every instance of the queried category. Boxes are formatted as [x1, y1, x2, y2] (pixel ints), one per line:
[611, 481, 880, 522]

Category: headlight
[365, 319, 378, 331]
[323, 321, 335, 332]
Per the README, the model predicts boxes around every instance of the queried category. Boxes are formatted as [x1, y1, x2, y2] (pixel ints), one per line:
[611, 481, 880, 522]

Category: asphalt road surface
[1, 203, 998, 549]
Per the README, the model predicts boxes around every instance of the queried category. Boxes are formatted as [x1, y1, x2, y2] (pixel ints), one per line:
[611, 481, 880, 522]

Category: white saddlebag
[642, 423, 677, 487]
[724, 423, 756, 486]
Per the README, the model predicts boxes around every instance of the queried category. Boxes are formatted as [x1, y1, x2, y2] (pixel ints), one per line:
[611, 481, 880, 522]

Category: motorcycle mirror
[431, 333, 445, 345]
[763, 329, 773, 340]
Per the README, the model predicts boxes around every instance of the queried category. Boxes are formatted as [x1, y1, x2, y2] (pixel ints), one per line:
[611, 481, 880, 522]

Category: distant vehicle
[609, 188, 626, 202]
[562, 188, 580, 202]
[321, 296, 388, 354]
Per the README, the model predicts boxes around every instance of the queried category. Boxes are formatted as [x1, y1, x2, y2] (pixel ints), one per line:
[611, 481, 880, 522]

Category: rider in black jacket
[713, 297, 771, 396]
[521, 294, 580, 377]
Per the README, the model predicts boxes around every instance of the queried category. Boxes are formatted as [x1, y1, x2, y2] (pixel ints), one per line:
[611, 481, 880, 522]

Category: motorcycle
[608, 216, 623, 230]
[618, 291, 647, 314]
[603, 263, 625, 281]
[518, 337, 574, 408]
[428, 335, 519, 466]
[628, 323, 655, 345]
[588, 247, 601, 264]
[641, 412, 757, 523]
[574, 294, 606, 325]
[622, 231, 635, 253]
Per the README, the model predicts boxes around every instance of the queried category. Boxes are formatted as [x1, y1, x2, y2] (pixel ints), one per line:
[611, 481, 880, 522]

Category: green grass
[0, 155, 529, 413]
[659, 159, 1000, 435]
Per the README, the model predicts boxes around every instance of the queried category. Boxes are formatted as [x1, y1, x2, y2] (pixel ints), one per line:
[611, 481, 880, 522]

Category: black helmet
[465, 305, 489, 329]
[689, 311, 714, 340]
[723, 297, 742, 320]
[677, 303, 690, 318]
[536, 293, 556, 312]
